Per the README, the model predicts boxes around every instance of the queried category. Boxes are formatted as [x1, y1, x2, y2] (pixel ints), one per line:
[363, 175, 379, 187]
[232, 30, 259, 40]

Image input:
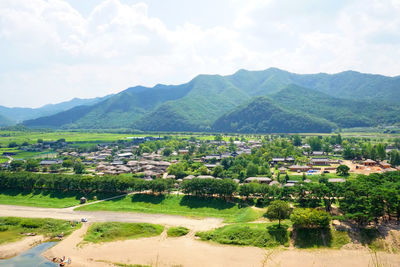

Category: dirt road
[0, 204, 223, 231]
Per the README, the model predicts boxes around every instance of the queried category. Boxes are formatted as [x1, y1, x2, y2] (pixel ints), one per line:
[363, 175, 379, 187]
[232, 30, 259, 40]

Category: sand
[0, 235, 45, 259]
[42, 224, 400, 267]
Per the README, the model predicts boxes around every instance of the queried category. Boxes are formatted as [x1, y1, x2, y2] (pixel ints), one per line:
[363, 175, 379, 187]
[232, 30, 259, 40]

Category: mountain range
[3, 68, 399, 133]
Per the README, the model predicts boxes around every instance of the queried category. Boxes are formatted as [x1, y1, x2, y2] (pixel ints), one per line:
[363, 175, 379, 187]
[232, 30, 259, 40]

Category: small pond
[0, 242, 57, 267]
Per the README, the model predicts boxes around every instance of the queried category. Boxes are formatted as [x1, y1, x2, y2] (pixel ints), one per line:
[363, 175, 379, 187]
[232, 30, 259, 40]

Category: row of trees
[1, 171, 399, 225]
[0, 172, 174, 194]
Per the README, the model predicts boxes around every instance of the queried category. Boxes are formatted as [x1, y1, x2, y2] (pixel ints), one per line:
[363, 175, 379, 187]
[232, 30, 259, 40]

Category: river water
[0, 242, 57, 267]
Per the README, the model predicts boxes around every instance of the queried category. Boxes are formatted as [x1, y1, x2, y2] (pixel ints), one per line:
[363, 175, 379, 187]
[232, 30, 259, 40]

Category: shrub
[290, 208, 331, 229]
[167, 226, 189, 237]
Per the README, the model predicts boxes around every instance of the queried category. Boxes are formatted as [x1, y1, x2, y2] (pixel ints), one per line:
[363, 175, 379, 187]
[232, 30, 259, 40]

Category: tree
[25, 159, 39, 172]
[336, 164, 350, 176]
[290, 208, 331, 228]
[62, 159, 74, 168]
[73, 162, 85, 174]
[265, 200, 291, 228]
[8, 142, 18, 148]
[214, 135, 223, 142]
[162, 147, 173, 157]
[10, 160, 24, 171]
[212, 165, 224, 177]
[293, 135, 302, 146]
[246, 163, 258, 177]
[389, 150, 400, 166]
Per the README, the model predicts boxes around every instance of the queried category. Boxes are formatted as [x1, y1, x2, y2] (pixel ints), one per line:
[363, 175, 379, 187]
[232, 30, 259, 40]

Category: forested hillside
[212, 97, 335, 133]
[23, 68, 400, 132]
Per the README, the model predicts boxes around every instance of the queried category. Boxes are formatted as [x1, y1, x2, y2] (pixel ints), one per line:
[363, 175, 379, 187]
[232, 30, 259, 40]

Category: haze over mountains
[2, 68, 399, 133]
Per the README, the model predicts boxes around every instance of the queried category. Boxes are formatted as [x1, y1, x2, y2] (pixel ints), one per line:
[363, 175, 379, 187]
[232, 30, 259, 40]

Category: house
[311, 151, 324, 156]
[117, 152, 133, 158]
[379, 162, 392, 169]
[289, 165, 311, 172]
[178, 149, 189, 154]
[310, 158, 330, 166]
[328, 178, 346, 183]
[278, 167, 287, 174]
[362, 159, 377, 166]
[244, 177, 272, 184]
[40, 160, 63, 166]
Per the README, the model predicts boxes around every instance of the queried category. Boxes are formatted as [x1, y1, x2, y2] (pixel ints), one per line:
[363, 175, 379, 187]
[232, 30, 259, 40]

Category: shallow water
[0, 242, 57, 267]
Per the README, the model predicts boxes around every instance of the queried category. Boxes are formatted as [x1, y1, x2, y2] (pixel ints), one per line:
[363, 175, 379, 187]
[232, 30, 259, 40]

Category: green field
[196, 222, 290, 248]
[76, 194, 265, 222]
[0, 189, 117, 208]
[0, 217, 80, 245]
[83, 222, 164, 243]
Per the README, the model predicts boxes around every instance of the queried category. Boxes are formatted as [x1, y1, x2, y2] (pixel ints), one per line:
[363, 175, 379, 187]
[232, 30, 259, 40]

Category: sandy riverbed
[0, 235, 45, 259]
[41, 223, 400, 267]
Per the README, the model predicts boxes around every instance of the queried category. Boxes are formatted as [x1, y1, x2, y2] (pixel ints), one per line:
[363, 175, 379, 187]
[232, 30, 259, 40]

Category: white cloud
[0, 0, 399, 107]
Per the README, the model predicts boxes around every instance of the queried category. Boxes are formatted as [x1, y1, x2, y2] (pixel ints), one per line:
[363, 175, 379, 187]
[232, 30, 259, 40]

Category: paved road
[0, 204, 223, 231]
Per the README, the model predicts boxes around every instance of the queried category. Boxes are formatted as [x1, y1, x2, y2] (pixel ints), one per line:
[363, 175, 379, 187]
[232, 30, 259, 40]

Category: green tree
[336, 165, 350, 176]
[293, 135, 302, 146]
[246, 163, 258, 177]
[162, 147, 173, 157]
[73, 162, 85, 174]
[25, 159, 39, 172]
[212, 165, 224, 177]
[265, 200, 291, 228]
[62, 159, 74, 168]
[290, 208, 331, 228]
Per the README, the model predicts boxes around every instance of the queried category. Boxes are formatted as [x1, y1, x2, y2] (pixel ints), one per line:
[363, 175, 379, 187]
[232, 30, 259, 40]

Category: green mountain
[0, 114, 12, 127]
[269, 84, 400, 128]
[212, 97, 335, 133]
[23, 68, 400, 132]
[0, 96, 111, 124]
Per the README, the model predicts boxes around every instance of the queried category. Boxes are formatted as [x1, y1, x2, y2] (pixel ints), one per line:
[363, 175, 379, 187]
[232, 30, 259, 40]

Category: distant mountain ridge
[0, 95, 112, 125]
[23, 68, 400, 133]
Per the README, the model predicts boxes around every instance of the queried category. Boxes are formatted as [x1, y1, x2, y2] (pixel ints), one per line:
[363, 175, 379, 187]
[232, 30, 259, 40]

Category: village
[2, 134, 399, 188]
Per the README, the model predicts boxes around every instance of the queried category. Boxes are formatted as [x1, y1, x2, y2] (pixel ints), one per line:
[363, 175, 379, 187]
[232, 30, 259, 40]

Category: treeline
[1, 171, 400, 225]
[0, 172, 174, 194]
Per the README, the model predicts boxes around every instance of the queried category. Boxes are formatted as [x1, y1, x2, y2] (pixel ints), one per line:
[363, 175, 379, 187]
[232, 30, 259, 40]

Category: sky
[0, 0, 400, 108]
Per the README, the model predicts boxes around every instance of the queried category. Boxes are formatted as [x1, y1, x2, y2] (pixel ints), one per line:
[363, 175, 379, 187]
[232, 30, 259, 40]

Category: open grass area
[0, 156, 8, 163]
[167, 226, 189, 237]
[0, 217, 80, 245]
[0, 189, 117, 208]
[196, 222, 290, 248]
[293, 227, 350, 249]
[84, 222, 164, 243]
[76, 194, 265, 222]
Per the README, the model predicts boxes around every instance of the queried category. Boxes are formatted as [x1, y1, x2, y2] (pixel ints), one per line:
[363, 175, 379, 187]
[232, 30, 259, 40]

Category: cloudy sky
[1, 0, 400, 108]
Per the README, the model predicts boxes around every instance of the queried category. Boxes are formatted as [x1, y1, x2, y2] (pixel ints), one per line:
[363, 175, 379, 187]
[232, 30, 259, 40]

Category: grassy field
[83, 222, 164, 243]
[293, 228, 350, 249]
[0, 189, 117, 208]
[167, 226, 189, 237]
[0, 217, 80, 245]
[76, 194, 265, 222]
[196, 222, 290, 248]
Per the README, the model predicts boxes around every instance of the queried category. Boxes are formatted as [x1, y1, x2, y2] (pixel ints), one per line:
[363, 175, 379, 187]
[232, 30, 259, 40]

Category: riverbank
[42, 222, 400, 267]
[0, 235, 45, 259]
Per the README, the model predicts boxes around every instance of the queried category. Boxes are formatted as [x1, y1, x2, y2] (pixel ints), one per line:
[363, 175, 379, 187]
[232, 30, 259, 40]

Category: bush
[290, 208, 331, 229]
[0, 225, 9, 231]
[20, 219, 42, 228]
[167, 226, 189, 237]
[196, 224, 289, 248]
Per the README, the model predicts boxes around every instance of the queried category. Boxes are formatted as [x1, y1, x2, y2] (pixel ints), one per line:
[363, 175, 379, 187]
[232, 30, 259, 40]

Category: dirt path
[0, 204, 223, 232]
[0, 235, 45, 259]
